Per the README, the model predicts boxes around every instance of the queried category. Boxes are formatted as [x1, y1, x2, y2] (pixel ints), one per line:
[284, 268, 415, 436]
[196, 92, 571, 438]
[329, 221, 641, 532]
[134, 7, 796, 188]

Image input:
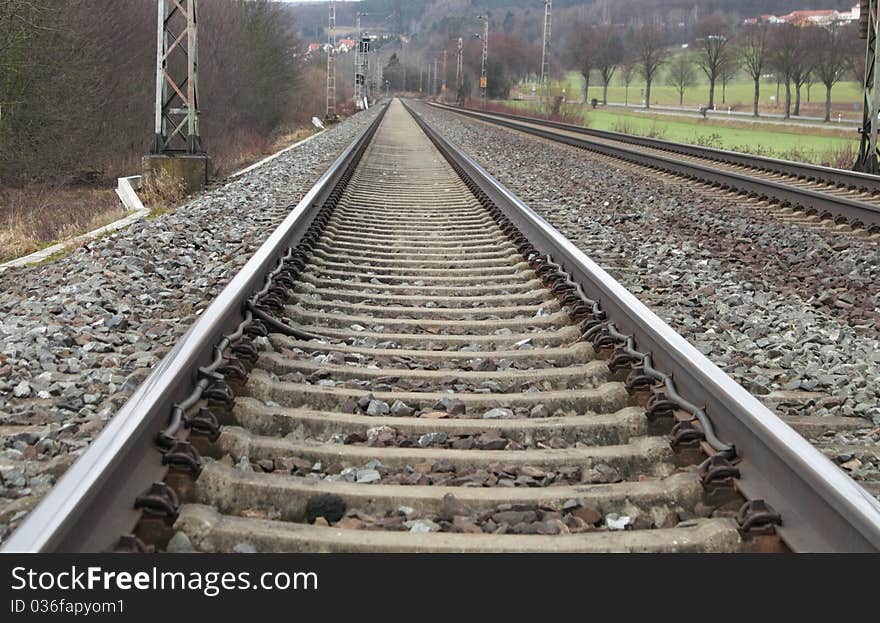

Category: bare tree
[620, 60, 636, 106]
[635, 24, 669, 109]
[769, 24, 803, 119]
[738, 23, 769, 117]
[718, 54, 738, 104]
[567, 23, 597, 103]
[692, 16, 732, 110]
[791, 26, 822, 117]
[594, 27, 624, 105]
[814, 24, 855, 122]
[1, 0, 305, 186]
[667, 54, 696, 105]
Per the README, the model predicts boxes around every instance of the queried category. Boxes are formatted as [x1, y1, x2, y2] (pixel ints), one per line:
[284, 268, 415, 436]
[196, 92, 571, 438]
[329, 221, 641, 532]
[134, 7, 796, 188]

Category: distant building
[744, 5, 861, 26]
[780, 10, 837, 25]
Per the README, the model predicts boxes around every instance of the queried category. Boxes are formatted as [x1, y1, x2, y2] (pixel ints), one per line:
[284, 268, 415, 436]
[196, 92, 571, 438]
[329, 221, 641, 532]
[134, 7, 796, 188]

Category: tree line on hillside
[0, 0, 320, 189]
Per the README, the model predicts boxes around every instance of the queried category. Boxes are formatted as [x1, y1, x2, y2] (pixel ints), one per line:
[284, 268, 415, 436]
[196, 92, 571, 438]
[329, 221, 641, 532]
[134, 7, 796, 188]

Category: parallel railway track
[431, 102, 880, 233]
[4, 99, 880, 553]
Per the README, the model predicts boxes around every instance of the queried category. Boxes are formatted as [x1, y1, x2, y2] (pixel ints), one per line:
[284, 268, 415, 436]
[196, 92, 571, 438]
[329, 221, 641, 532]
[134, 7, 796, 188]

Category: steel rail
[404, 99, 880, 552]
[431, 102, 880, 231]
[0, 105, 389, 553]
[431, 102, 880, 193]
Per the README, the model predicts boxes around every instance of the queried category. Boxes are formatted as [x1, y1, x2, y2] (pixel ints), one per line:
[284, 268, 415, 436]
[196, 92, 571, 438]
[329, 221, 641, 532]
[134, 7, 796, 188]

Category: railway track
[431, 103, 880, 234]
[4, 99, 880, 553]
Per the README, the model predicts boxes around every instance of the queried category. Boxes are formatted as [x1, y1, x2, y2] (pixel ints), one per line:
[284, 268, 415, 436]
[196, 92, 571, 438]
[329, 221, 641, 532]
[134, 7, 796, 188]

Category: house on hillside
[779, 10, 837, 25]
[744, 5, 861, 26]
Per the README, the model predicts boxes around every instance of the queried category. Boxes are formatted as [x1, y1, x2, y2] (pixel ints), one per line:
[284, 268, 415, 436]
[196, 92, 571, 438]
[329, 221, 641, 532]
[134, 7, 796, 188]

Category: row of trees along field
[0, 0, 323, 190]
[567, 17, 859, 121]
[401, 12, 860, 123]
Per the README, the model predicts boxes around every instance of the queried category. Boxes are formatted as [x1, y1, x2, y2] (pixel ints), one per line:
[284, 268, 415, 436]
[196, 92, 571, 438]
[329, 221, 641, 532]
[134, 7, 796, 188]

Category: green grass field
[515, 68, 863, 120]
[499, 99, 859, 168]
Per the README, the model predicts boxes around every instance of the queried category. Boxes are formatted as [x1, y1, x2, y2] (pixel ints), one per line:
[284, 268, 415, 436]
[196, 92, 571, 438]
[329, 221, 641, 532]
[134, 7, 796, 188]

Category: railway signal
[354, 12, 371, 110]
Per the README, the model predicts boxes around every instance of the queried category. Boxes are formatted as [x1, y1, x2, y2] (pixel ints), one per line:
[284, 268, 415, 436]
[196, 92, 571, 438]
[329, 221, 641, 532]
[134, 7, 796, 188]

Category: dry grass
[0, 185, 123, 263]
[140, 169, 187, 210]
[210, 126, 319, 178]
[1, 122, 321, 264]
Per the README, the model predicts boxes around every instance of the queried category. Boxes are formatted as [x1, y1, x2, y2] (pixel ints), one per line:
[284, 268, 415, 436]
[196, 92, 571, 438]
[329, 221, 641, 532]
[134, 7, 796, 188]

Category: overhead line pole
[856, 0, 879, 172]
[479, 14, 489, 109]
[540, 0, 552, 105]
[442, 49, 448, 100]
[147, 0, 207, 193]
[152, 0, 202, 155]
[456, 37, 464, 105]
[326, 0, 337, 120]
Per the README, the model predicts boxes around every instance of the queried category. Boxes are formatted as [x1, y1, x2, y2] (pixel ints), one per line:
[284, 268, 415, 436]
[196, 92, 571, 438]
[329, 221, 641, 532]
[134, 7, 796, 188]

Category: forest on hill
[287, 0, 859, 39]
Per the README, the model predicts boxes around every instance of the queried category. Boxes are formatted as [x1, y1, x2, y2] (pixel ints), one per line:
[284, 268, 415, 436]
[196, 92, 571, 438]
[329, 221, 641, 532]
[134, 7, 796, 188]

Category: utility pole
[402, 39, 408, 92]
[478, 14, 489, 108]
[856, 0, 880, 173]
[442, 49, 448, 100]
[540, 1, 552, 104]
[374, 53, 382, 100]
[147, 0, 207, 192]
[433, 58, 439, 96]
[326, 1, 337, 120]
[599, 0, 610, 25]
[419, 65, 424, 92]
[456, 37, 464, 105]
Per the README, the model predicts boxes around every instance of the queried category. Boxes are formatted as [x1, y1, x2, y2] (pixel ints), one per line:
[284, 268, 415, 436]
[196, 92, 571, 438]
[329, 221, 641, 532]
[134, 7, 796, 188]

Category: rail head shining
[431, 101, 880, 193]
[1, 105, 389, 553]
[405, 99, 880, 552]
[434, 103, 880, 231]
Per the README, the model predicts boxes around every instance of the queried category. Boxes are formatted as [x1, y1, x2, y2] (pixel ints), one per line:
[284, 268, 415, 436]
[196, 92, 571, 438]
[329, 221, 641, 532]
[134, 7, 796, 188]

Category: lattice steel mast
[856, 0, 879, 172]
[540, 1, 552, 101]
[152, 0, 202, 154]
[325, 1, 337, 120]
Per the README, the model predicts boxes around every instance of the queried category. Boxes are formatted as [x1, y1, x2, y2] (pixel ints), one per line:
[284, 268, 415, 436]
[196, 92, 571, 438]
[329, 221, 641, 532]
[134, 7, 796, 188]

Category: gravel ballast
[413, 103, 880, 481]
[0, 110, 381, 543]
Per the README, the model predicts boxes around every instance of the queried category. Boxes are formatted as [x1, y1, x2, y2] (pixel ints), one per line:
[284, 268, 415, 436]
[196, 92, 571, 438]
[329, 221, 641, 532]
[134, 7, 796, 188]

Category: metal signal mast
[325, 1, 337, 120]
[152, 0, 202, 155]
[856, 0, 879, 172]
[442, 49, 448, 99]
[478, 14, 489, 108]
[354, 12, 369, 109]
[540, 1, 552, 101]
[456, 37, 464, 104]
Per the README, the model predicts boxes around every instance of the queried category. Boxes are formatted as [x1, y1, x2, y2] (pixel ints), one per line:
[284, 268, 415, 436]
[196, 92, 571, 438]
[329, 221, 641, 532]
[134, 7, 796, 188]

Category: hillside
[286, 0, 858, 38]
